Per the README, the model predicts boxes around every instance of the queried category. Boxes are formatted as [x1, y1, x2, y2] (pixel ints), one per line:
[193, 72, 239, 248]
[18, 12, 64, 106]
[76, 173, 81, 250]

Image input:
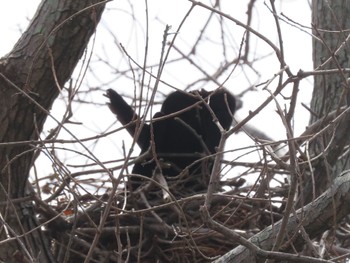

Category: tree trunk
[301, 0, 350, 205]
[215, 1, 350, 262]
[0, 1, 106, 262]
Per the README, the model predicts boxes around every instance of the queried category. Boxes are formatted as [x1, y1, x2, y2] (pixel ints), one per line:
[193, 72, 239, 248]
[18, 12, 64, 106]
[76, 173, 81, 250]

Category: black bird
[106, 88, 236, 192]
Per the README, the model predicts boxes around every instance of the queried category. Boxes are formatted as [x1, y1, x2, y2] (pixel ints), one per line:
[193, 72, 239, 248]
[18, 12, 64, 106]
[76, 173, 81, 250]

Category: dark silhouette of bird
[106, 88, 236, 192]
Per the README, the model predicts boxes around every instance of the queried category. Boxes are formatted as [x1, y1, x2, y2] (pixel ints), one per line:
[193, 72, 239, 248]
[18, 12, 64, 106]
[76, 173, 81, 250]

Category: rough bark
[302, 0, 350, 204]
[310, 0, 350, 123]
[0, 1, 106, 262]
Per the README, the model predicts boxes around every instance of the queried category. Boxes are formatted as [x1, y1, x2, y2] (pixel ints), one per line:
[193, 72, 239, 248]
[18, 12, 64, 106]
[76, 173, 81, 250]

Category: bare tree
[302, 0, 350, 205]
[0, 1, 106, 262]
[215, 1, 350, 262]
[2, 1, 350, 263]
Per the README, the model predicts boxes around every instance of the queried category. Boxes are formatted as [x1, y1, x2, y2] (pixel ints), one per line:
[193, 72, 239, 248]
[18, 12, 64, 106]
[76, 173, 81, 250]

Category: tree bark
[301, 0, 350, 205]
[0, 1, 106, 262]
[310, 1, 350, 123]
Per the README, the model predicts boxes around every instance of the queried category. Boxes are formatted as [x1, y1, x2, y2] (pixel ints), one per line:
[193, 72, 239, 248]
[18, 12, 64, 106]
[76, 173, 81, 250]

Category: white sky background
[0, 1, 313, 190]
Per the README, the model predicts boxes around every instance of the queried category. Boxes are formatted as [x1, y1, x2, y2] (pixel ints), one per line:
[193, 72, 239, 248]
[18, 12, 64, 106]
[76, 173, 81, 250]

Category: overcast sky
[1, 1, 313, 186]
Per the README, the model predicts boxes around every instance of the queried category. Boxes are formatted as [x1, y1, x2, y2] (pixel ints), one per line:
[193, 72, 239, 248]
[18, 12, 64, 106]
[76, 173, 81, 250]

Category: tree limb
[213, 172, 350, 262]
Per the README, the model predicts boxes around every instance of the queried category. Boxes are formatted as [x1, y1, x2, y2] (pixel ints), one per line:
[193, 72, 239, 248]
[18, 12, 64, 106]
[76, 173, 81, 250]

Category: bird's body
[107, 88, 236, 192]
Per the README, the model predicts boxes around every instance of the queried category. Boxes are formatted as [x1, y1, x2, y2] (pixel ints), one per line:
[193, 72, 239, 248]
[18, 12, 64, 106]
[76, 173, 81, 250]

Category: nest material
[43, 172, 287, 263]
